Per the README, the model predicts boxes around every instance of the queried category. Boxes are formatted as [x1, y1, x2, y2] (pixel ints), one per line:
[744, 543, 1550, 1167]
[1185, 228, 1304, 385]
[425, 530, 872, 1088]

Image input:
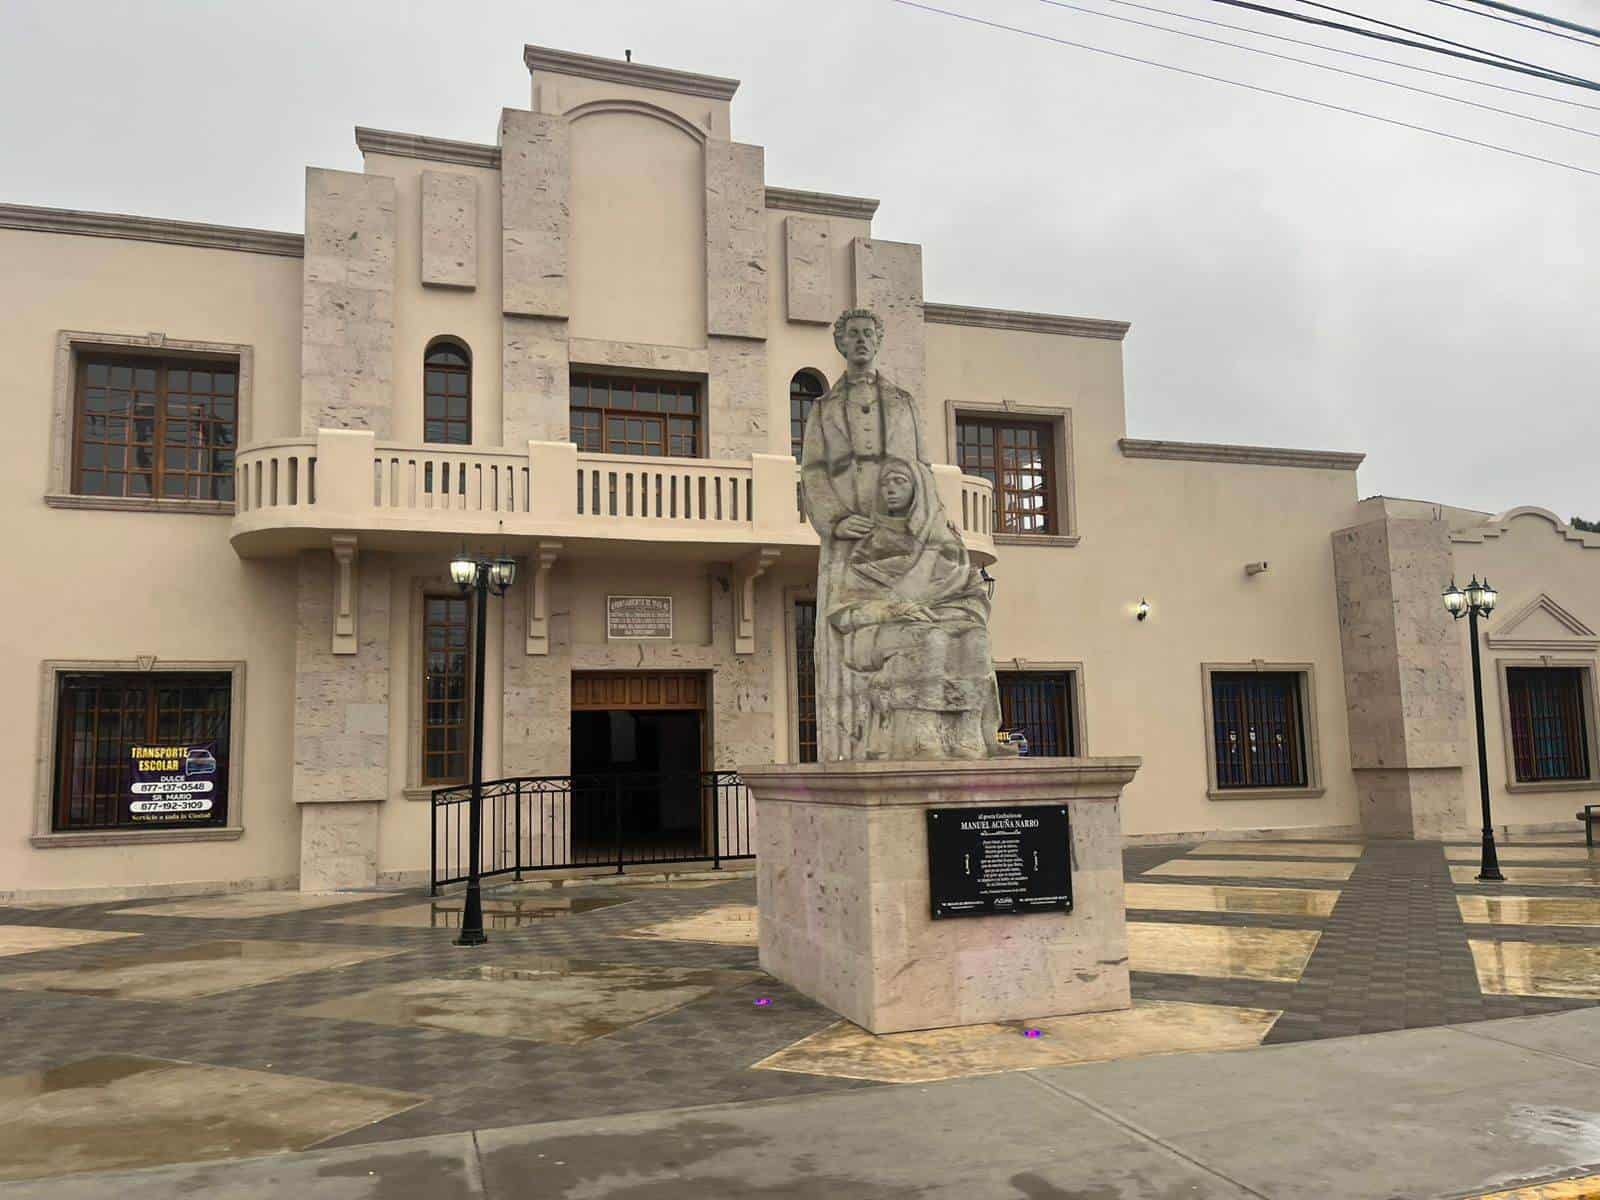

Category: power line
[1422, 0, 1600, 50]
[888, 0, 1600, 178]
[1279, 0, 1590, 77]
[1031, 0, 1600, 138]
[1094, 0, 1600, 111]
[1199, 0, 1600, 91]
[1463, 0, 1600, 40]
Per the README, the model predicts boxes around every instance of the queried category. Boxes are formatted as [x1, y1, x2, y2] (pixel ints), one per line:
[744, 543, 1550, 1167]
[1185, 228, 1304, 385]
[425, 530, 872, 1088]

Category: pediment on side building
[1486, 592, 1599, 651]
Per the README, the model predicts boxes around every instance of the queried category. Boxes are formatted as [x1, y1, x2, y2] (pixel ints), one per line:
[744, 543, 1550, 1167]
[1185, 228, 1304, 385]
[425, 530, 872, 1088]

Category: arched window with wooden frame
[790, 368, 828, 459]
[424, 338, 472, 446]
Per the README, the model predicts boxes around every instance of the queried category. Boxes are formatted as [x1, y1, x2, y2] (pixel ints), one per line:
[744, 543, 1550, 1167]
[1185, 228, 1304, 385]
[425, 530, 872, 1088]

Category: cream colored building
[4, 45, 1595, 901]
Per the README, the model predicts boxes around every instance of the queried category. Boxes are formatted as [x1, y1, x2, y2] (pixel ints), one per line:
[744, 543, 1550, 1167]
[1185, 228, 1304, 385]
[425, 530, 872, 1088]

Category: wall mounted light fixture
[1136, 598, 1150, 621]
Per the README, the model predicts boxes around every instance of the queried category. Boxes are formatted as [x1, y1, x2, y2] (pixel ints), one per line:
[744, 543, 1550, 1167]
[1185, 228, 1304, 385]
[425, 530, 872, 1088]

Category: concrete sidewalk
[7, 1006, 1600, 1200]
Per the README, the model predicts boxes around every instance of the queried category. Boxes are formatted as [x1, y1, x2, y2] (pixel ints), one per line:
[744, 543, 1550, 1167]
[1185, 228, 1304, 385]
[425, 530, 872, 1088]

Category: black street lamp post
[448, 552, 518, 946]
[1443, 575, 1504, 883]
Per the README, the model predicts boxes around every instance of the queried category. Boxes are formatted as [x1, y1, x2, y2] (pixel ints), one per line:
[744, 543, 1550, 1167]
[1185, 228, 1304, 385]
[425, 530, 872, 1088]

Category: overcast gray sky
[4, 0, 1596, 518]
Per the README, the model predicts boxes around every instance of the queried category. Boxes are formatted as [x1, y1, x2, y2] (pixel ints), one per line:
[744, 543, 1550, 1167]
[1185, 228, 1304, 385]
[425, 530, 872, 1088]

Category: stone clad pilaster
[500, 108, 570, 319]
[705, 140, 768, 340]
[503, 317, 570, 444]
[1333, 515, 1468, 837]
[706, 337, 768, 458]
[301, 168, 397, 435]
[292, 548, 393, 888]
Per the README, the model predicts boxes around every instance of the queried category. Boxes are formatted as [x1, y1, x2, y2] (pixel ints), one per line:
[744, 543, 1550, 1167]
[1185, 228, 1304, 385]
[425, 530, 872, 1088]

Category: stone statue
[800, 308, 1012, 762]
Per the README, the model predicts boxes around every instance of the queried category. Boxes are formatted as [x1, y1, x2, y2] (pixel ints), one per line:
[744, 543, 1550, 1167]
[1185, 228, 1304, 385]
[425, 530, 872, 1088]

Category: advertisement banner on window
[127, 742, 225, 825]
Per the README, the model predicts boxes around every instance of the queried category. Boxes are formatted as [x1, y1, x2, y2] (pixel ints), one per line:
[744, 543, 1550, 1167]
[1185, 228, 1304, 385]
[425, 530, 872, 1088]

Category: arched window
[424, 339, 471, 445]
[789, 369, 827, 459]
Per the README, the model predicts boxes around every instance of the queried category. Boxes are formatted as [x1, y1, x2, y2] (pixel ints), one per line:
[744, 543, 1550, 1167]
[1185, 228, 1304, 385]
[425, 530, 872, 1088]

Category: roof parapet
[925, 303, 1130, 342]
[524, 45, 739, 101]
[1119, 438, 1364, 471]
[0, 202, 302, 258]
[355, 127, 500, 169]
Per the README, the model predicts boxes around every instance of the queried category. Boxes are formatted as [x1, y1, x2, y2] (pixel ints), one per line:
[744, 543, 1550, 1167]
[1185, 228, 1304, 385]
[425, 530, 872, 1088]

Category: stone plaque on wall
[606, 595, 673, 640]
[926, 805, 1073, 919]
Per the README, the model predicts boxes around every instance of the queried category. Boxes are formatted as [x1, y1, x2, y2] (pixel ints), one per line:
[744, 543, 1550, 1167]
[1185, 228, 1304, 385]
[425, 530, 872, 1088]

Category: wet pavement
[1, 837, 1598, 1189]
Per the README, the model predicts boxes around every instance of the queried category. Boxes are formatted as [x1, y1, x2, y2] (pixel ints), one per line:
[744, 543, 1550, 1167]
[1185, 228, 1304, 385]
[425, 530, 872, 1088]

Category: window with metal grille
[424, 340, 471, 445]
[75, 356, 237, 501]
[1211, 672, 1308, 789]
[422, 596, 471, 785]
[1507, 667, 1591, 783]
[570, 373, 701, 458]
[53, 673, 231, 830]
[997, 672, 1076, 757]
[790, 370, 826, 459]
[955, 417, 1055, 534]
[794, 599, 818, 763]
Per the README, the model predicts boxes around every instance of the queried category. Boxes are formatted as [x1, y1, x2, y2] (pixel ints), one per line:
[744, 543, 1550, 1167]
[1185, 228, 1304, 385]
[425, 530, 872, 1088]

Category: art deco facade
[3, 44, 1597, 900]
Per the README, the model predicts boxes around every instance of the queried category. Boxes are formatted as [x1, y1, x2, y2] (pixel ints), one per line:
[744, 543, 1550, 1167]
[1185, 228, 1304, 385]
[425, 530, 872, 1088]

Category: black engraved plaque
[925, 805, 1073, 919]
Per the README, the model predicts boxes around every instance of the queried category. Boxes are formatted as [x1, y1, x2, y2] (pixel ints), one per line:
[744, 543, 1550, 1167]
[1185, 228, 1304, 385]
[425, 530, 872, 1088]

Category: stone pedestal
[739, 757, 1140, 1034]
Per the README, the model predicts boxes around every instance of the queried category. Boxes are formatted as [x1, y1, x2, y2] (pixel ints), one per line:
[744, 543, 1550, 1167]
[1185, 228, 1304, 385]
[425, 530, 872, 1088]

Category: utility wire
[1278, 0, 1590, 77]
[1464, 0, 1600, 40]
[1095, 0, 1600, 111]
[1032, 0, 1600, 138]
[1422, 0, 1600, 50]
[889, 0, 1600, 177]
[1200, 0, 1600, 90]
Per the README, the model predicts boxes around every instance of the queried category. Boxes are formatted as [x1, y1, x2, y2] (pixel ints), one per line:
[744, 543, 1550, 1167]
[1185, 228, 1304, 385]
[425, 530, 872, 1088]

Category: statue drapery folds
[800, 308, 1012, 762]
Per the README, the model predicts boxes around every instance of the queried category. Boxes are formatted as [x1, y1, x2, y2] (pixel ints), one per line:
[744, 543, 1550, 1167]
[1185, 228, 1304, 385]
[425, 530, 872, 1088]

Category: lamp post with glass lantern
[448, 551, 518, 946]
[1443, 575, 1504, 882]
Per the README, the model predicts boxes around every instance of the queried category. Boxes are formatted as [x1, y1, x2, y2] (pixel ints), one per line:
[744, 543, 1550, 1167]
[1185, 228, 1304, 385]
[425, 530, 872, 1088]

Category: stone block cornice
[355, 126, 501, 169]
[524, 45, 739, 100]
[924, 302, 1130, 341]
[0, 202, 303, 257]
[764, 187, 879, 221]
[1118, 438, 1365, 471]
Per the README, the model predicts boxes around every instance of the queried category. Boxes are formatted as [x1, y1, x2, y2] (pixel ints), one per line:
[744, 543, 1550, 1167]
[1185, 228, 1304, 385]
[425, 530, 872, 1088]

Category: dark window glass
[997, 672, 1076, 757]
[424, 341, 471, 445]
[422, 595, 472, 785]
[569, 373, 701, 458]
[53, 673, 231, 830]
[790, 370, 827, 459]
[76, 355, 237, 501]
[1507, 667, 1591, 783]
[794, 599, 818, 763]
[955, 417, 1056, 535]
[1211, 672, 1308, 789]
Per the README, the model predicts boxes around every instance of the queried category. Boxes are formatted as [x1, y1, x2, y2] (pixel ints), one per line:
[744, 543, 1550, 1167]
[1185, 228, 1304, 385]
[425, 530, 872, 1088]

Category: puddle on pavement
[1458, 895, 1600, 928]
[1144, 859, 1356, 882]
[1128, 922, 1321, 982]
[1469, 939, 1600, 999]
[292, 957, 759, 1043]
[0, 939, 402, 1001]
[1185, 841, 1363, 859]
[0, 1055, 420, 1183]
[110, 892, 387, 919]
[1124, 882, 1341, 918]
[623, 904, 758, 946]
[329, 896, 626, 929]
[0, 927, 138, 958]
[1451, 865, 1600, 887]
[1446, 846, 1600, 864]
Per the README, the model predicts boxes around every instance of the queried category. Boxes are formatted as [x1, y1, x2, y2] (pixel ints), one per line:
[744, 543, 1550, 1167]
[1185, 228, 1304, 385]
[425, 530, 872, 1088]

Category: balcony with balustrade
[228, 430, 998, 563]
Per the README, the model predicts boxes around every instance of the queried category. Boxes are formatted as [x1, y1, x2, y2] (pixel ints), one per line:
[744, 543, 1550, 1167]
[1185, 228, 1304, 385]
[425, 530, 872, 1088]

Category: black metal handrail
[430, 770, 752, 893]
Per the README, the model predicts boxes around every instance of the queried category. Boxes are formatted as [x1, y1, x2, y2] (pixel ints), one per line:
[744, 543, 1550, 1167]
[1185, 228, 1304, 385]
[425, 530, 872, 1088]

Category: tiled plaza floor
[3, 836, 1599, 1183]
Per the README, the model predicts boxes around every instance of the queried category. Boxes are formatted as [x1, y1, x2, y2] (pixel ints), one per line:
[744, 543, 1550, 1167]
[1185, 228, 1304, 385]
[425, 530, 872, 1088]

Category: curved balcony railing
[230, 430, 997, 563]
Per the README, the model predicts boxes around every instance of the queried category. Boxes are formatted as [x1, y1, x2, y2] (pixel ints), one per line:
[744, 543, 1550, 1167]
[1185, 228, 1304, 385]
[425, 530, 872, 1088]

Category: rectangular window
[997, 671, 1077, 757]
[53, 672, 231, 831]
[794, 599, 818, 763]
[1507, 667, 1591, 783]
[570, 373, 702, 459]
[955, 417, 1055, 534]
[1211, 672, 1308, 790]
[75, 355, 238, 501]
[422, 596, 471, 785]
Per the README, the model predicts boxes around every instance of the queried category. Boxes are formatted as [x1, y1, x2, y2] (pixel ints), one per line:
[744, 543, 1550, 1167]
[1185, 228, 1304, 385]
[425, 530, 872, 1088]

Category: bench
[1581, 804, 1599, 848]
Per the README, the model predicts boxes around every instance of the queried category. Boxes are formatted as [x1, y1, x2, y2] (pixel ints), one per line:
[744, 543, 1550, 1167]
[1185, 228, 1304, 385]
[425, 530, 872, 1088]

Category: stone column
[1333, 515, 1469, 837]
[292, 548, 393, 889]
[301, 168, 397, 436]
[741, 758, 1139, 1034]
[502, 562, 572, 867]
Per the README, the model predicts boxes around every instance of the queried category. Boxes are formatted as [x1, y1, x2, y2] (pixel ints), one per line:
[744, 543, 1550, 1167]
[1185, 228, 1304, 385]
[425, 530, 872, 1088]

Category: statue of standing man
[800, 309, 1013, 762]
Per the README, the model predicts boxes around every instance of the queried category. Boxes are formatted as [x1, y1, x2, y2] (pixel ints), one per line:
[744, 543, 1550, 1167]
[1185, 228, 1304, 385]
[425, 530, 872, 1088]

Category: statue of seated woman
[825, 459, 1012, 761]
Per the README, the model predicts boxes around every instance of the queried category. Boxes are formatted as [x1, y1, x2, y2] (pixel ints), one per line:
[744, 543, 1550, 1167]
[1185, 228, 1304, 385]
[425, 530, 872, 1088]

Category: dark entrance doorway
[570, 672, 708, 861]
